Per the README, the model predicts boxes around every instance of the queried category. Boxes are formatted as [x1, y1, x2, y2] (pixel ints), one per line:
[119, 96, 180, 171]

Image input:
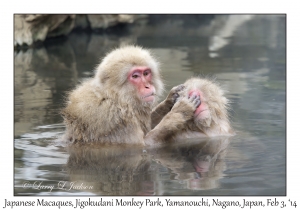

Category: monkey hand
[164, 84, 186, 108]
[151, 84, 185, 128]
[171, 94, 201, 121]
[147, 92, 200, 145]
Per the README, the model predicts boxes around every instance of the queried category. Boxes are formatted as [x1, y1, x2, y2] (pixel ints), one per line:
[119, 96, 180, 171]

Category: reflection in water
[14, 15, 286, 195]
[208, 15, 253, 55]
[66, 137, 229, 195]
[14, 44, 78, 137]
[152, 137, 230, 192]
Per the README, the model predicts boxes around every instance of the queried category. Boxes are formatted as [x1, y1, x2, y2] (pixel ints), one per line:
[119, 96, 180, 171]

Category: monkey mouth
[141, 93, 156, 102]
[142, 93, 155, 99]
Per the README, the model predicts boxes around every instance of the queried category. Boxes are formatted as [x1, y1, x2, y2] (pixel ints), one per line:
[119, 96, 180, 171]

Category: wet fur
[146, 77, 234, 145]
[61, 46, 164, 145]
[181, 77, 233, 137]
[61, 46, 233, 146]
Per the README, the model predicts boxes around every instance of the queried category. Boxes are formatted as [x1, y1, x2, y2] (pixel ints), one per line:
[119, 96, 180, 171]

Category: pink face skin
[128, 66, 156, 102]
[193, 159, 210, 173]
[188, 89, 209, 119]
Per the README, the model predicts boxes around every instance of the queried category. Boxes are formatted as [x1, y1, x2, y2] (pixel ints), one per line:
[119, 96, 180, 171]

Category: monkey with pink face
[148, 77, 234, 145]
[61, 45, 233, 146]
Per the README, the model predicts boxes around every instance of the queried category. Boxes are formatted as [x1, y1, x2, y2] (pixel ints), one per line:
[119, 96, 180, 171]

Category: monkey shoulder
[63, 80, 144, 138]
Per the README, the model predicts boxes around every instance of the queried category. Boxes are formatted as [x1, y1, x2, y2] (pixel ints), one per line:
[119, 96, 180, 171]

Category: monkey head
[181, 77, 231, 135]
[93, 46, 164, 106]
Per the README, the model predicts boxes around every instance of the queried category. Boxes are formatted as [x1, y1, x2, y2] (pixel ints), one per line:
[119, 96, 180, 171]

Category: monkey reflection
[153, 137, 229, 191]
[65, 137, 229, 195]
[66, 144, 153, 195]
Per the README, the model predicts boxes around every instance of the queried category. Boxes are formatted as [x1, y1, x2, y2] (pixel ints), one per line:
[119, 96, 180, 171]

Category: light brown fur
[61, 46, 164, 145]
[145, 77, 234, 146]
[61, 46, 230, 146]
[181, 77, 234, 137]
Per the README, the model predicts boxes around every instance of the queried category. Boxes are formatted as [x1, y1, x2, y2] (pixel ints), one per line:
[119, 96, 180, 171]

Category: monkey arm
[145, 95, 200, 146]
[146, 112, 188, 146]
[151, 99, 173, 128]
[151, 84, 186, 128]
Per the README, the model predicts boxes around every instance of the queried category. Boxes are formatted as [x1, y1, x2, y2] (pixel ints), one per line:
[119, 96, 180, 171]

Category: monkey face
[128, 66, 156, 103]
[187, 89, 210, 123]
[182, 78, 229, 129]
[94, 46, 164, 105]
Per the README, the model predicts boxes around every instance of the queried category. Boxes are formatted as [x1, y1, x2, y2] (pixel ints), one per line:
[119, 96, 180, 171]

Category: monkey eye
[143, 70, 151, 76]
[132, 74, 139, 79]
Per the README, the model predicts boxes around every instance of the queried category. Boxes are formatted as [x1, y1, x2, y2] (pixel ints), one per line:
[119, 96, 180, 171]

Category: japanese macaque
[61, 45, 200, 145]
[145, 77, 234, 146]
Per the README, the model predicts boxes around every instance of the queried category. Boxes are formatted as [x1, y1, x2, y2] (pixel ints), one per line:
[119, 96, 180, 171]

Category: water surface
[14, 14, 286, 195]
